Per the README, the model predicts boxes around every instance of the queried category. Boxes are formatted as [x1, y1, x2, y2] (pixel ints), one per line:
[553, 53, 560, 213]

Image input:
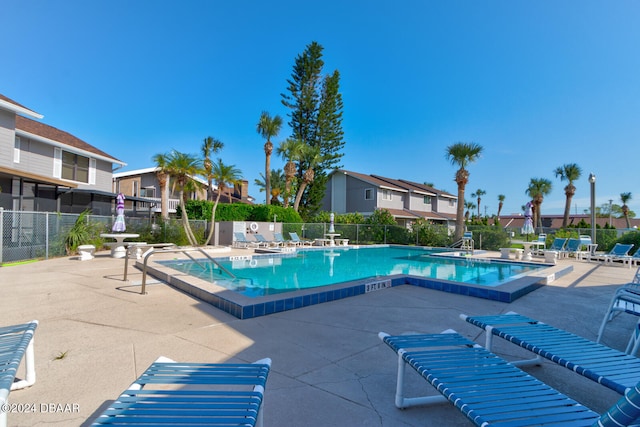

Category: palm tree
[621, 192, 633, 228]
[256, 111, 283, 205]
[201, 136, 224, 201]
[293, 146, 323, 212]
[554, 163, 582, 228]
[445, 142, 484, 240]
[204, 159, 242, 245]
[470, 192, 476, 218]
[254, 169, 286, 205]
[525, 178, 553, 232]
[163, 150, 203, 246]
[152, 153, 170, 220]
[497, 194, 506, 219]
[475, 189, 486, 219]
[464, 200, 476, 223]
[277, 139, 304, 208]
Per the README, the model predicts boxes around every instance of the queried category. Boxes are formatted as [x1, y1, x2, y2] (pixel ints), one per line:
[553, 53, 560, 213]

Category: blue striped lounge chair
[592, 243, 635, 264]
[273, 232, 296, 247]
[624, 247, 640, 268]
[289, 232, 313, 246]
[234, 232, 268, 249]
[461, 312, 640, 396]
[0, 320, 38, 427]
[531, 233, 547, 255]
[560, 238, 590, 260]
[548, 237, 567, 252]
[91, 357, 271, 426]
[379, 331, 640, 426]
[254, 234, 282, 247]
[597, 267, 640, 354]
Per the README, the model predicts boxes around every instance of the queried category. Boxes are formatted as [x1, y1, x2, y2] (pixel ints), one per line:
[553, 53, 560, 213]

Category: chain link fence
[1, 208, 636, 264]
[0, 209, 207, 264]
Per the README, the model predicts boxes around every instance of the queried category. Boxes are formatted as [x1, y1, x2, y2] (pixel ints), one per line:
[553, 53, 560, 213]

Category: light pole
[589, 173, 596, 244]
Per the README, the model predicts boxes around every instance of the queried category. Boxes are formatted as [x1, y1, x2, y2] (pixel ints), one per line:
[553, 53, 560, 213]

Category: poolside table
[324, 233, 341, 247]
[521, 242, 536, 261]
[100, 233, 140, 258]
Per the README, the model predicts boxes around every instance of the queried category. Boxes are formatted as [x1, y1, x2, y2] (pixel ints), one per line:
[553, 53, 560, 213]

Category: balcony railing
[135, 197, 180, 213]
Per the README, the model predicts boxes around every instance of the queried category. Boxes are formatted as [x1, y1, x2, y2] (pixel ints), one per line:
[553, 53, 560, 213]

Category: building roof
[337, 170, 455, 199]
[397, 178, 457, 199]
[340, 170, 408, 192]
[16, 116, 124, 166]
[372, 175, 435, 196]
[0, 94, 43, 119]
[114, 167, 212, 187]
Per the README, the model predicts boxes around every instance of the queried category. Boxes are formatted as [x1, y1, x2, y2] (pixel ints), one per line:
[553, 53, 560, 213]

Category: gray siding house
[322, 169, 457, 228]
[0, 94, 126, 214]
[112, 168, 254, 217]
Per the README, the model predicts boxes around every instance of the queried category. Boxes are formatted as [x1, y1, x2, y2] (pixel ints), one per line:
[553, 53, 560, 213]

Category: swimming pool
[142, 245, 569, 319]
[158, 246, 544, 297]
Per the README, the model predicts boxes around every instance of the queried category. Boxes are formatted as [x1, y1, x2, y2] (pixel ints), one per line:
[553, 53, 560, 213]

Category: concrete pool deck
[1, 247, 638, 426]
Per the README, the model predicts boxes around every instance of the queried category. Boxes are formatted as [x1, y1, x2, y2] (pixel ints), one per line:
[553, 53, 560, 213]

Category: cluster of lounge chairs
[233, 232, 313, 249]
[535, 235, 639, 267]
[380, 311, 640, 426]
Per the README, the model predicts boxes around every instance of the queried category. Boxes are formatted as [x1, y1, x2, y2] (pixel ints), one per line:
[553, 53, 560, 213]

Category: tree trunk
[623, 205, 631, 228]
[264, 141, 272, 205]
[283, 161, 296, 208]
[178, 189, 198, 246]
[204, 189, 221, 245]
[454, 168, 468, 240]
[562, 184, 575, 228]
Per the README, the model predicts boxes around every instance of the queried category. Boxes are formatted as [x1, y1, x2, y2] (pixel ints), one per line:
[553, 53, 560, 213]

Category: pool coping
[138, 247, 573, 319]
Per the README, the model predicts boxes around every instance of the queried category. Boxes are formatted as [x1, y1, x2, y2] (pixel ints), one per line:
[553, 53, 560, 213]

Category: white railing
[137, 197, 180, 212]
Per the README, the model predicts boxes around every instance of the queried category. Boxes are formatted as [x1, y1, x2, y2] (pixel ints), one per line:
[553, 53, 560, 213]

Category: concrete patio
[1, 249, 638, 426]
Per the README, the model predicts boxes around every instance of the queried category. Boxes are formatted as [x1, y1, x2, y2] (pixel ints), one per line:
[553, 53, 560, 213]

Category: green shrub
[412, 221, 452, 247]
[466, 226, 510, 251]
[64, 210, 104, 254]
[183, 201, 301, 223]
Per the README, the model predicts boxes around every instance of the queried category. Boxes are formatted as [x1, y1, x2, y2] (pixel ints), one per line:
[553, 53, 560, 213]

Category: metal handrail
[123, 243, 177, 281]
[138, 246, 235, 295]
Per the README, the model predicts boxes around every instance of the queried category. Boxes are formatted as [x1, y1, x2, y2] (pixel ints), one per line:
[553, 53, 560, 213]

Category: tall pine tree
[281, 41, 345, 218]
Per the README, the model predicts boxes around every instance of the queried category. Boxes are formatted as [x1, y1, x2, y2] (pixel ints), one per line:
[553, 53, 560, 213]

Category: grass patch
[1, 259, 39, 267]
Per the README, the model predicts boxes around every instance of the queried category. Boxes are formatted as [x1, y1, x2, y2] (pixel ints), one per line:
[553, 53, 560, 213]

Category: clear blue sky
[3, 1, 639, 217]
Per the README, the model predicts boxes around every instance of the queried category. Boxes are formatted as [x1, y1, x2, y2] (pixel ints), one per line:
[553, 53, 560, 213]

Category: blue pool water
[158, 246, 544, 298]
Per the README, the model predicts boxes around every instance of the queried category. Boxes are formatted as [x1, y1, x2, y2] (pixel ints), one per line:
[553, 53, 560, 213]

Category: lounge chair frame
[91, 357, 271, 426]
[0, 320, 38, 427]
[591, 243, 635, 265]
[597, 268, 640, 354]
[289, 232, 313, 247]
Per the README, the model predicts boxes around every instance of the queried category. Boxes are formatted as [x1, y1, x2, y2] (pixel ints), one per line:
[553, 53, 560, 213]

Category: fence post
[45, 211, 49, 260]
[0, 208, 3, 264]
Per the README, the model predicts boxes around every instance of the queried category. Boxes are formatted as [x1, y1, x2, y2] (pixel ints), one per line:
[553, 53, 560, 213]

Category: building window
[133, 181, 139, 197]
[14, 137, 20, 163]
[61, 151, 90, 183]
[364, 188, 373, 200]
[423, 195, 432, 204]
[141, 187, 156, 198]
[449, 199, 456, 207]
[382, 189, 391, 201]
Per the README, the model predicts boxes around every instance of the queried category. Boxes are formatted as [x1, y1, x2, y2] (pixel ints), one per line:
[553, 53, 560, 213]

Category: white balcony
[135, 197, 180, 213]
